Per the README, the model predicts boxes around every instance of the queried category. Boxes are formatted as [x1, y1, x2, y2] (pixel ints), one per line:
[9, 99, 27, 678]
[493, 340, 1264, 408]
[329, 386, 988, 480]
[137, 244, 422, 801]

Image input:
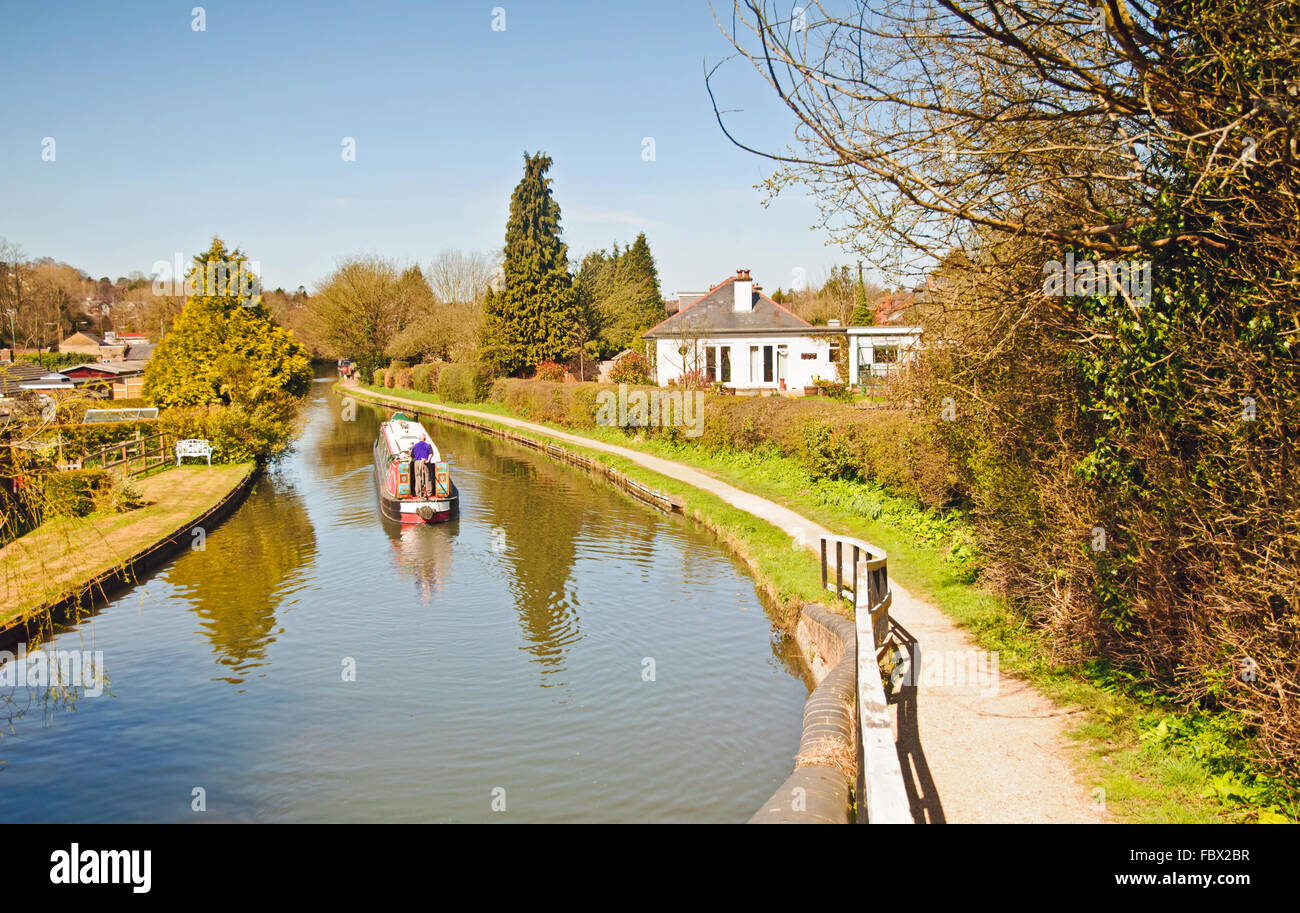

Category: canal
[0, 375, 810, 822]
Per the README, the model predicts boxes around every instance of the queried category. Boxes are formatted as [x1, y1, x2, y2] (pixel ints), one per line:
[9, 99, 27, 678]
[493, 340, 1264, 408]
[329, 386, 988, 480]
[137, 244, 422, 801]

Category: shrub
[483, 378, 959, 508]
[52, 421, 161, 458]
[93, 470, 146, 514]
[156, 403, 295, 464]
[437, 362, 494, 403]
[42, 469, 112, 519]
[609, 351, 653, 385]
[534, 360, 567, 382]
[677, 368, 710, 390]
[803, 422, 860, 481]
[411, 363, 439, 393]
[812, 377, 852, 401]
[396, 367, 414, 390]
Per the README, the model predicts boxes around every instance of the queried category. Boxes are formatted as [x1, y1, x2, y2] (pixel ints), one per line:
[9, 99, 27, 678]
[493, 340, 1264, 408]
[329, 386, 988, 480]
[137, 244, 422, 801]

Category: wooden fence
[69, 430, 176, 478]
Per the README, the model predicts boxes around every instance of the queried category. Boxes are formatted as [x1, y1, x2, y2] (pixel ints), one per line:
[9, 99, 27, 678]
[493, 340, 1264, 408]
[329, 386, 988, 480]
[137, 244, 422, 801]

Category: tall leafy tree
[574, 232, 666, 357]
[308, 255, 423, 377]
[480, 152, 582, 375]
[620, 232, 666, 342]
[143, 237, 311, 409]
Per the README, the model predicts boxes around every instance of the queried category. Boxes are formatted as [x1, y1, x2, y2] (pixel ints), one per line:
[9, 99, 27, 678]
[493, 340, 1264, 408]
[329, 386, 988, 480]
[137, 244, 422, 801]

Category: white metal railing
[819, 533, 912, 824]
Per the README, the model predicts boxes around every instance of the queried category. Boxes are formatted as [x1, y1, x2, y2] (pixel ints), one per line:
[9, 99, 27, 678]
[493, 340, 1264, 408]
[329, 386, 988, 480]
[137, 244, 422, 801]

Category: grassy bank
[351, 381, 1294, 823]
[0, 463, 256, 633]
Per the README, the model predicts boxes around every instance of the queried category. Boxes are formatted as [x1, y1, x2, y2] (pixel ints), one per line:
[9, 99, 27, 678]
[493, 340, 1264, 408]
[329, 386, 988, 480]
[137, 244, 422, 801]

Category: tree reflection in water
[167, 472, 317, 684]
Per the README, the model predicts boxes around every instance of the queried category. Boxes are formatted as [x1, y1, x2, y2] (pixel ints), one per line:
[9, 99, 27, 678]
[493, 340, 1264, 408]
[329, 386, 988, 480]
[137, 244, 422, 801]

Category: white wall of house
[649, 326, 924, 389]
[650, 334, 843, 391]
[847, 328, 923, 384]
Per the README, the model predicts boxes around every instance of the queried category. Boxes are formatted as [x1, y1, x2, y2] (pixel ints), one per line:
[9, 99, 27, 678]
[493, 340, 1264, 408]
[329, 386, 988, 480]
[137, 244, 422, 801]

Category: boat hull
[372, 437, 458, 524]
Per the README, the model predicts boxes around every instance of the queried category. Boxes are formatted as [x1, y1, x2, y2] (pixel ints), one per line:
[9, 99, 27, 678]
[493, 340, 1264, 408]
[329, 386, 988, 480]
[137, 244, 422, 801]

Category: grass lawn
[0, 463, 255, 630]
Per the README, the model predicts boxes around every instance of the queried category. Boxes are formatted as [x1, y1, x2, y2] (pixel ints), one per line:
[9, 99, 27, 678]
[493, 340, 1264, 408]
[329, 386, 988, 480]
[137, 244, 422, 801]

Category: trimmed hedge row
[488, 378, 959, 508]
[368, 370, 957, 507]
[437, 362, 494, 403]
[379, 360, 492, 402]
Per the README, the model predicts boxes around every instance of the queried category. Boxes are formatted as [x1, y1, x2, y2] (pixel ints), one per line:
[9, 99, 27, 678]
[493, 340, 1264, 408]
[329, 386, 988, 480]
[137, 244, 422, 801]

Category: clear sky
[0, 1, 863, 296]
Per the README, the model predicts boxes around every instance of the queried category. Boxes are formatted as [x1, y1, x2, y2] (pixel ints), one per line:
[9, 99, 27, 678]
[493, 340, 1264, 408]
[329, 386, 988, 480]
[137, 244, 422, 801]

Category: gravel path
[351, 386, 1108, 823]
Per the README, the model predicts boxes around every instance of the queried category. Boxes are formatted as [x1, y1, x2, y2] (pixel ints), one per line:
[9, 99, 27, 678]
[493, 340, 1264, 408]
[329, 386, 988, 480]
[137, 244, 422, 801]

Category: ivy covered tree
[143, 237, 312, 410]
[479, 152, 582, 375]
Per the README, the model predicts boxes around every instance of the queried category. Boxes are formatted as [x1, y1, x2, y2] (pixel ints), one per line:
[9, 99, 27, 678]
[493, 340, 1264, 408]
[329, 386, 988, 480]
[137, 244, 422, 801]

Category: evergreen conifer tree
[479, 152, 581, 375]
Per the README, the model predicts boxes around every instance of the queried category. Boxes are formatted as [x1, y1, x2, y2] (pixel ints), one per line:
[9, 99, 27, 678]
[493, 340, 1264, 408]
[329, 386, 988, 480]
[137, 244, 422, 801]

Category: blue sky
[0, 1, 860, 295]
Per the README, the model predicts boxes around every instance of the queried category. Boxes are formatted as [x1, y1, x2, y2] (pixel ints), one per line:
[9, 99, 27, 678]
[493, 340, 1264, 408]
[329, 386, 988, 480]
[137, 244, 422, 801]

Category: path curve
[348, 384, 1106, 824]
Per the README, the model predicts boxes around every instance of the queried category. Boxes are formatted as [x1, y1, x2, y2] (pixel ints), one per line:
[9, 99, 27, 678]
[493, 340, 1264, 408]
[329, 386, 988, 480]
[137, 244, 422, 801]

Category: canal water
[0, 374, 809, 822]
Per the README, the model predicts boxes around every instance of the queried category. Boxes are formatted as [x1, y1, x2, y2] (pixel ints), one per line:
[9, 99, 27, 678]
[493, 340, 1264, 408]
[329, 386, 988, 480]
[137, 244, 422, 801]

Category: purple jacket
[411, 440, 432, 462]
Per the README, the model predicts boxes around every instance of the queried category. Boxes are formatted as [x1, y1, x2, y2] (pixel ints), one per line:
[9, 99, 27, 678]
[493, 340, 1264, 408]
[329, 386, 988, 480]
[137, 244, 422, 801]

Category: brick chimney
[733, 269, 753, 312]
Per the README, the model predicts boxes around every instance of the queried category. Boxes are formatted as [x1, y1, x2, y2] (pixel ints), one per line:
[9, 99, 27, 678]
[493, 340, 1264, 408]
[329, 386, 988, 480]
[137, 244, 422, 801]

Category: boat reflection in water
[380, 509, 457, 606]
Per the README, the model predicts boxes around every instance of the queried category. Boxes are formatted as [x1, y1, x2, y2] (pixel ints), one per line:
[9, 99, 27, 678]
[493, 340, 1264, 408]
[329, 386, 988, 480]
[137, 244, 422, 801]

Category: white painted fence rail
[821, 534, 913, 824]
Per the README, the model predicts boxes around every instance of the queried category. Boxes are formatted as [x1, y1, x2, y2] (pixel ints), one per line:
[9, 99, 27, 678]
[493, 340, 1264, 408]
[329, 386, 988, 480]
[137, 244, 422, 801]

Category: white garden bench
[175, 439, 213, 466]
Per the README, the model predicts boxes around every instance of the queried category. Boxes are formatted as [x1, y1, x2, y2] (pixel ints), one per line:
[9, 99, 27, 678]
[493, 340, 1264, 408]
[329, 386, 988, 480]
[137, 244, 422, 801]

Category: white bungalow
[642, 269, 921, 392]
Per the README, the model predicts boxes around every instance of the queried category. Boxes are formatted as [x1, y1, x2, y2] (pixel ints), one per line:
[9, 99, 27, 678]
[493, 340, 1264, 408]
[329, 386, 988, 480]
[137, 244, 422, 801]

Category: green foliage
[803, 422, 859, 481]
[46, 420, 158, 456]
[485, 378, 957, 508]
[17, 352, 97, 370]
[156, 404, 295, 465]
[411, 362, 448, 393]
[479, 153, 583, 375]
[534, 360, 566, 382]
[609, 351, 653, 385]
[310, 258, 432, 375]
[576, 232, 666, 357]
[94, 471, 146, 514]
[42, 469, 111, 519]
[143, 238, 312, 411]
[851, 272, 874, 326]
[436, 362, 494, 402]
[811, 375, 851, 400]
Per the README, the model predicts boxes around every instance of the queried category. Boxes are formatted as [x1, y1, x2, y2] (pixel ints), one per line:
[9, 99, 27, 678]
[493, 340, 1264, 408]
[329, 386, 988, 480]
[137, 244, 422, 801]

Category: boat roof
[380, 417, 441, 461]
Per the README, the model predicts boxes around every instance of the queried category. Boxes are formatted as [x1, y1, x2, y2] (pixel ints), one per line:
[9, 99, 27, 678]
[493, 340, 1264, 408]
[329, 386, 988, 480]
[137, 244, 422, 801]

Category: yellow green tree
[143, 237, 312, 409]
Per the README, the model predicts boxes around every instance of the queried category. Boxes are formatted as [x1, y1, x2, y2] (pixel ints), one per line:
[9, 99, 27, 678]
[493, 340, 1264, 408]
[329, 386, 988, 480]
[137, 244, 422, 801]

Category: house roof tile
[643, 276, 811, 338]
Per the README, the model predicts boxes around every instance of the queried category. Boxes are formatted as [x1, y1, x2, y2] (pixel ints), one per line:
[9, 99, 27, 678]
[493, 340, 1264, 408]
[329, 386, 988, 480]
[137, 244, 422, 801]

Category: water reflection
[309, 394, 382, 481]
[0, 367, 811, 823]
[167, 471, 316, 684]
[475, 450, 589, 680]
[380, 514, 457, 607]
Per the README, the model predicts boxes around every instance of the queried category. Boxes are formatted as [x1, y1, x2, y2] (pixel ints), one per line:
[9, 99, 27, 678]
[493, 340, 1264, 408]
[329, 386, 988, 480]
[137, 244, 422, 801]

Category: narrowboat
[372, 412, 458, 523]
